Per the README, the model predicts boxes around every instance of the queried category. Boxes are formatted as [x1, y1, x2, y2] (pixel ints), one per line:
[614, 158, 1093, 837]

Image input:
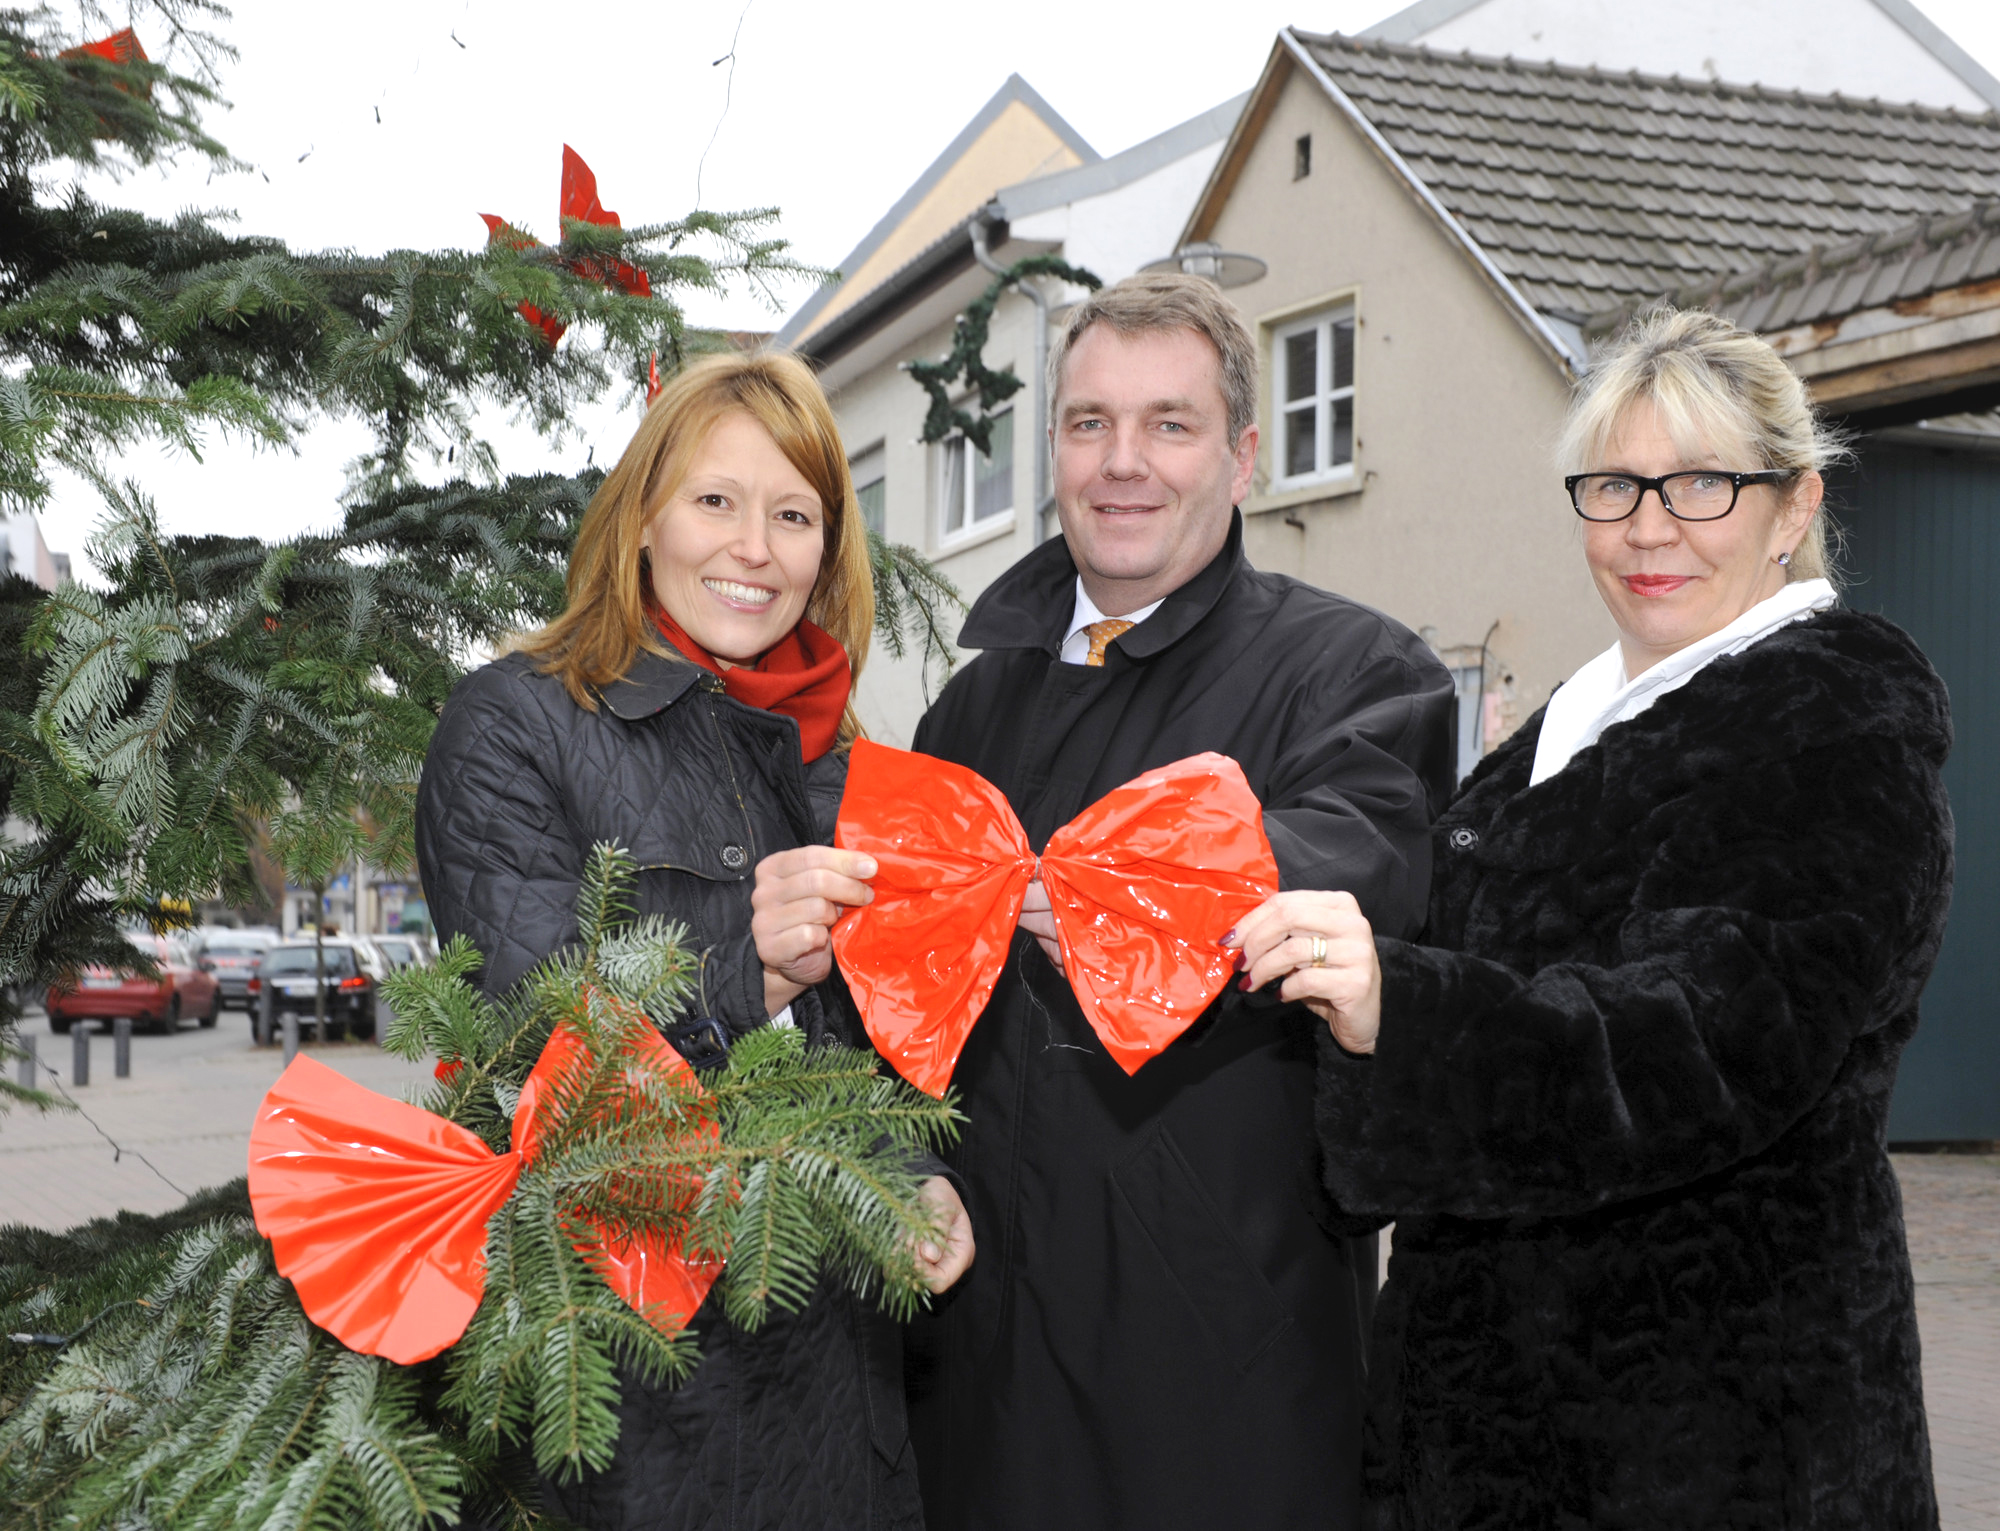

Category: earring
[1776, 551, 1792, 566]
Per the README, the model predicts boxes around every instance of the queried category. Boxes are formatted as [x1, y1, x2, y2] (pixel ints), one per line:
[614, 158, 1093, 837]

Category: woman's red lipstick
[1622, 574, 1691, 597]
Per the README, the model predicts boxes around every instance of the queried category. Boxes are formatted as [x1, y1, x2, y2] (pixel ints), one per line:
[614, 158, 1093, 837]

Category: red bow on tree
[60, 26, 145, 65]
[248, 1015, 719, 1365]
[481, 145, 662, 400]
[832, 741, 1280, 1097]
[56, 28, 151, 119]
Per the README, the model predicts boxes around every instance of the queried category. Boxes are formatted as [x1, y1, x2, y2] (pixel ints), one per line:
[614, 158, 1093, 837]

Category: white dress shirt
[1059, 578, 1165, 665]
[1530, 577, 1837, 786]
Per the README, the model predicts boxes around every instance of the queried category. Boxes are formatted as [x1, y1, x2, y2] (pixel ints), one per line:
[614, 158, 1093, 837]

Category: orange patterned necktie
[1083, 619, 1135, 666]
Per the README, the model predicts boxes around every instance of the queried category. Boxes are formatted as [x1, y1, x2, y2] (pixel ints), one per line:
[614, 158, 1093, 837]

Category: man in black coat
[899, 273, 1455, 1529]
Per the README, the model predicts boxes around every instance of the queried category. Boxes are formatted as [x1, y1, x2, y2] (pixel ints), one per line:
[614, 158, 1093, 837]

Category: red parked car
[46, 935, 222, 1035]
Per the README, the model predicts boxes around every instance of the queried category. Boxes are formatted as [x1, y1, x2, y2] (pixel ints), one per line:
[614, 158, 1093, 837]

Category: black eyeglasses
[1565, 469, 1795, 523]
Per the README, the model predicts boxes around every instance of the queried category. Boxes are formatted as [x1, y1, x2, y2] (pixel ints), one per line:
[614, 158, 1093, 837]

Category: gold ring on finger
[1310, 934, 1328, 969]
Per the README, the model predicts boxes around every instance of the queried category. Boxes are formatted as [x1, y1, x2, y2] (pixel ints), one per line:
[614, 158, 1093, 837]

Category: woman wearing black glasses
[1226, 308, 1951, 1529]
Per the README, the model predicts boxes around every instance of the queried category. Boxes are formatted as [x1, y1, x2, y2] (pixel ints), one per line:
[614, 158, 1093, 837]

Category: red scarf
[651, 607, 851, 763]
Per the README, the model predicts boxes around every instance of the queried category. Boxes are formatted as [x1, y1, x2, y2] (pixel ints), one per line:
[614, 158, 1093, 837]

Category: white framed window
[937, 406, 1014, 543]
[849, 444, 886, 537]
[1449, 665, 1485, 782]
[1273, 307, 1355, 486]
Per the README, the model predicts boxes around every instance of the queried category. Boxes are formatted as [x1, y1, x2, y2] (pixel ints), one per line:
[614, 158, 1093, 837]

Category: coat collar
[597, 647, 720, 721]
[956, 509, 1248, 659]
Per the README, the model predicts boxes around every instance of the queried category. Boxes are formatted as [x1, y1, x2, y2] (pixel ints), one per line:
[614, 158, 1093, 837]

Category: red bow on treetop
[247, 1013, 718, 1366]
[55, 28, 151, 119]
[60, 27, 145, 66]
[480, 145, 662, 400]
[832, 741, 1280, 1097]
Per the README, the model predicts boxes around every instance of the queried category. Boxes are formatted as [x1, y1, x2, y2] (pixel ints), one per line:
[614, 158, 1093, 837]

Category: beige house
[1179, 28, 2000, 769]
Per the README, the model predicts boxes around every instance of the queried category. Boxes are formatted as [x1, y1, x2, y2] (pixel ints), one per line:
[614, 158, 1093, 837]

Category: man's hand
[1223, 890, 1382, 1054]
[913, 1175, 975, 1292]
[1019, 878, 1064, 972]
[751, 846, 876, 1016]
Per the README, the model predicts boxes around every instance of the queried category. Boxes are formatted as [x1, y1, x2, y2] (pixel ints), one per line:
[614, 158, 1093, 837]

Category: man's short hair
[1047, 272, 1259, 445]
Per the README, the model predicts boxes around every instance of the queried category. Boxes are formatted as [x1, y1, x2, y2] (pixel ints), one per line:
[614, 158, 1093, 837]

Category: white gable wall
[1008, 139, 1231, 283]
[1393, 0, 1989, 112]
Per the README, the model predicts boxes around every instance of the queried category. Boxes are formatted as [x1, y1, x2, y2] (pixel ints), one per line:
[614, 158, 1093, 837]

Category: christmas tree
[0, 1, 961, 1113]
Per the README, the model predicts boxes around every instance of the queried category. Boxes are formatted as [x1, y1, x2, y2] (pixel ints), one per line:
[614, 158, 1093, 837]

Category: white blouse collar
[1530, 578, 1837, 786]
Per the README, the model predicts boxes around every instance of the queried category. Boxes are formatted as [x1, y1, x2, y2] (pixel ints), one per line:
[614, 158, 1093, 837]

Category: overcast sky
[37, 0, 2000, 578]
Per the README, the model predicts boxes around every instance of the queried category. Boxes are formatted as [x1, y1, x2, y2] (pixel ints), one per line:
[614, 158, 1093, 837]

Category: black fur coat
[1316, 609, 1954, 1530]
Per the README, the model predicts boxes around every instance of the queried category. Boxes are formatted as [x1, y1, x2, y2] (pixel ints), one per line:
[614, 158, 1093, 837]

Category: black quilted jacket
[417, 647, 925, 1531]
[1317, 610, 1953, 1530]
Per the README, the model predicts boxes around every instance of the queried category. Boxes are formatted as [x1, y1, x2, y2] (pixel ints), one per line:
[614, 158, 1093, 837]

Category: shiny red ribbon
[248, 1017, 720, 1366]
[833, 741, 1280, 1097]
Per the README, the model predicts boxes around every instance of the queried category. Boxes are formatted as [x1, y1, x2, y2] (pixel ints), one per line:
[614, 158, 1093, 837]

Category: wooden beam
[1807, 333, 2000, 415]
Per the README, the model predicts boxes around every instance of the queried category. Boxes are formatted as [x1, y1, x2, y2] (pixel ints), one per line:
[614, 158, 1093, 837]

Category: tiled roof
[1294, 31, 2000, 321]
[1585, 199, 2000, 338]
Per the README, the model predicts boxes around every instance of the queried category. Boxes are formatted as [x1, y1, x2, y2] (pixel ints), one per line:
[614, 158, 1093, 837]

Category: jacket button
[1447, 827, 1479, 851]
[720, 844, 748, 870]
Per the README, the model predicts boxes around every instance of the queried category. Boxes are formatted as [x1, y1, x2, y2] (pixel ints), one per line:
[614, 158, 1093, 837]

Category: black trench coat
[417, 648, 928, 1531]
[904, 514, 1456, 1531]
[1317, 609, 1953, 1530]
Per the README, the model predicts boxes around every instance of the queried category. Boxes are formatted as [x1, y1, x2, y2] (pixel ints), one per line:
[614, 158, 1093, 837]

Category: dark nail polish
[1237, 975, 1253, 992]
[1218, 929, 1236, 947]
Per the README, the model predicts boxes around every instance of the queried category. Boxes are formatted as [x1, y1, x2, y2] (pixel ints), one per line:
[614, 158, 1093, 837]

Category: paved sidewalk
[1895, 1151, 2000, 1531]
[1, 1008, 434, 1228]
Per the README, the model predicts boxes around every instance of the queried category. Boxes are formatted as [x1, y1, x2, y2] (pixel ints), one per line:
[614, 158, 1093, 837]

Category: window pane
[1284, 329, 1317, 403]
[849, 446, 886, 537]
[1331, 396, 1354, 467]
[1285, 405, 1316, 478]
[940, 439, 967, 536]
[1332, 317, 1355, 392]
[972, 410, 1013, 522]
[855, 476, 886, 537]
[264, 947, 357, 977]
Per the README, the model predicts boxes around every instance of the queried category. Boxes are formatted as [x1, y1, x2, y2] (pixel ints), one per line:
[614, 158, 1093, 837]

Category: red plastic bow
[480, 145, 652, 350]
[833, 741, 1279, 1097]
[249, 1019, 719, 1366]
[60, 27, 145, 66]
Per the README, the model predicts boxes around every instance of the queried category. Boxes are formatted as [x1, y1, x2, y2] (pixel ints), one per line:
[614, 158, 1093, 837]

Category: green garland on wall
[907, 254, 1102, 455]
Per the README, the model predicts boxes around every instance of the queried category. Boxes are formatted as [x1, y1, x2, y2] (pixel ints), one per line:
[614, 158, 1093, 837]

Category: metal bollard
[16, 1032, 35, 1088]
[71, 1022, 90, 1086]
[114, 1016, 132, 1078]
[257, 986, 274, 1048]
[282, 1012, 298, 1066]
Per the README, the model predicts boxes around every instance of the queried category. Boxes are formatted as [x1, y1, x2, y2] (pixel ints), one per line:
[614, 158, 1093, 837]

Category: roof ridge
[1296, 27, 2000, 123]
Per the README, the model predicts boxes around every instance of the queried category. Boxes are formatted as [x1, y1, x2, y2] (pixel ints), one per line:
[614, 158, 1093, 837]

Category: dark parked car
[47, 935, 222, 1035]
[195, 928, 276, 1010]
[248, 940, 378, 1040]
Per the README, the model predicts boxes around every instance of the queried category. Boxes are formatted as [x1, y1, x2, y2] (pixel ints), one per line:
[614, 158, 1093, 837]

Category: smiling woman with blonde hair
[416, 349, 971, 1531]
[1227, 307, 1953, 1529]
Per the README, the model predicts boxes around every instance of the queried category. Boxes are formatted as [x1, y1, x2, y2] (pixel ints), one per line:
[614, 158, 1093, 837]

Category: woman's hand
[1223, 890, 1383, 1054]
[913, 1175, 975, 1293]
[1018, 879, 1064, 971]
[751, 846, 876, 1016]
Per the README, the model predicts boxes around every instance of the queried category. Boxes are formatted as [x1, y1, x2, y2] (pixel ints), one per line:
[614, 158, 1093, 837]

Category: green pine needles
[907, 253, 1102, 454]
[0, 846, 960, 1528]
